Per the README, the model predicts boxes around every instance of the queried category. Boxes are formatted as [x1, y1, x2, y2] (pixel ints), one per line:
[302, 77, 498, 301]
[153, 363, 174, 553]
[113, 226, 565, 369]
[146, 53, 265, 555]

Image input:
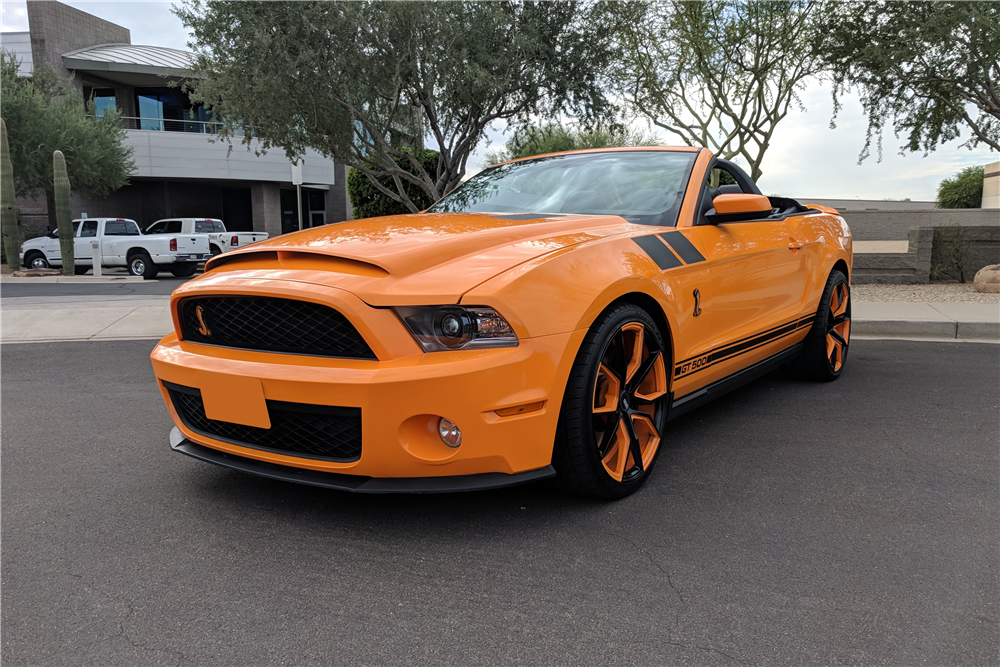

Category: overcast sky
[3, 0, 996, 201]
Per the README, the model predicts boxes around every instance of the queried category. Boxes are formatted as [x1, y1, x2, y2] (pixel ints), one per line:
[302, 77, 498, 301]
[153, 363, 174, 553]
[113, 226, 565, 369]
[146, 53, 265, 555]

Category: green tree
[610, 0, 822, 182]
[814, 1, 1000, 161]
[175, 0, 615, 212]
[348, 149, 440, 219]
[0, 53, 134, 229]
[937, 165, 985, 209]
[485, 122, 662, 165]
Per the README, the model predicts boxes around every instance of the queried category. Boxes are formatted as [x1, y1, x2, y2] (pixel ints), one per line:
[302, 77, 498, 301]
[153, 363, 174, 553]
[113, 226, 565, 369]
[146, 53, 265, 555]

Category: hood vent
[206, 250, 389, 277]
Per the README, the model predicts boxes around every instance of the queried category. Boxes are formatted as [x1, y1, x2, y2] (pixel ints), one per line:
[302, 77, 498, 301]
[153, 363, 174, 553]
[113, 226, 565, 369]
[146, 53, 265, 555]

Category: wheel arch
[832, 258, 849, 283]
[608, 292, 675, 376]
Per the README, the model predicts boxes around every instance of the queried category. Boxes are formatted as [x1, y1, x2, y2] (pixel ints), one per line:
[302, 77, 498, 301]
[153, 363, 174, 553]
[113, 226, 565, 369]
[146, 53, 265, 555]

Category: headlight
[393, 306, 518, 352]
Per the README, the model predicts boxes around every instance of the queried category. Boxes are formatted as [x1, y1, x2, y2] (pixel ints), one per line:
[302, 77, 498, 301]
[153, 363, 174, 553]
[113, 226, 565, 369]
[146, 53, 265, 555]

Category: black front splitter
[169, 428, 556, 494]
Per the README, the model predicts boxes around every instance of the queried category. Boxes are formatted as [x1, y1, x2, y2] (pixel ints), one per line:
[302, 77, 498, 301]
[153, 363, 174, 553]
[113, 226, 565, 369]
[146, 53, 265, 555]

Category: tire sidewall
[27, 253, 49, 269]
[128, 253, 156, 279]
[801, 269, 850, 381]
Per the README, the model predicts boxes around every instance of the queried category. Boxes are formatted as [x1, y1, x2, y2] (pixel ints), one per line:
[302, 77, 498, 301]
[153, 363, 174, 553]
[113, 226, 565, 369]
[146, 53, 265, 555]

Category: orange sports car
[151, 147, 852, 498]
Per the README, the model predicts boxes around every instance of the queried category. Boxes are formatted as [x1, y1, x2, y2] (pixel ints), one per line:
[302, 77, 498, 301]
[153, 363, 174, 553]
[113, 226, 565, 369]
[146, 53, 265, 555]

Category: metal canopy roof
[62, 43, 194, 76]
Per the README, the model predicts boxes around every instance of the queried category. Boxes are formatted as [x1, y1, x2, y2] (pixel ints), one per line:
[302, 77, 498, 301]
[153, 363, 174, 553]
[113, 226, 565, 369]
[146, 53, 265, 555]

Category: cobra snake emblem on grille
[195, 305, 211, 337]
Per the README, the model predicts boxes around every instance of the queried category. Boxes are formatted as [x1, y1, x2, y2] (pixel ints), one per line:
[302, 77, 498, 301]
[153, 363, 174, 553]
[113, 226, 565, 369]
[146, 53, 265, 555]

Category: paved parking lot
[1, 339, 997, 666]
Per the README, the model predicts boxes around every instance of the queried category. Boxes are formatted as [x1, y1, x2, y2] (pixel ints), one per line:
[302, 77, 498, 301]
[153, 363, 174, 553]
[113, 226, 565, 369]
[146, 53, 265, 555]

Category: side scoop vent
[205, 250, 389, 277]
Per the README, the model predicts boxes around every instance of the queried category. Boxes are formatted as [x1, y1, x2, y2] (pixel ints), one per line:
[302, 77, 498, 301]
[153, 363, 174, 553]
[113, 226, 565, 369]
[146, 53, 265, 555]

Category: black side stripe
[659, 231, 706, 264]
[632, 235, 682, 270]
[674, 315, 815, 379]
[676, 314, 814, 367]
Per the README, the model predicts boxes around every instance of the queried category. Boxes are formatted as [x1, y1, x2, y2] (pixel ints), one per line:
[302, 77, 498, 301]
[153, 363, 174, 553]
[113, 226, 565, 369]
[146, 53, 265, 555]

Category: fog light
[438, 417, 462, 447]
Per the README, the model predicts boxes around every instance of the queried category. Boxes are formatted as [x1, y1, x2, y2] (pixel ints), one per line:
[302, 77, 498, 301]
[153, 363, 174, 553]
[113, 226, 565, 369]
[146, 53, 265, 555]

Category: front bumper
[151, 277, 586, 481]
[170, 427, 556, 493]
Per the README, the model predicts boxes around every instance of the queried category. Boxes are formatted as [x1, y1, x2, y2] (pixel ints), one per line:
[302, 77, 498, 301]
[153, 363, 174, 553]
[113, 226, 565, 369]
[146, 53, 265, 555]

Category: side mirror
[706, 193, 773, 223]
[47, 230, 58, 238]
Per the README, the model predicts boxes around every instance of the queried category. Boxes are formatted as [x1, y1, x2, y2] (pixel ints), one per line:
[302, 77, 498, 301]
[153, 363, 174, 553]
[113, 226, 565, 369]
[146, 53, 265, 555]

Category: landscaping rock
[11, 268, 60, 277]
[974, 264, 1000, 293]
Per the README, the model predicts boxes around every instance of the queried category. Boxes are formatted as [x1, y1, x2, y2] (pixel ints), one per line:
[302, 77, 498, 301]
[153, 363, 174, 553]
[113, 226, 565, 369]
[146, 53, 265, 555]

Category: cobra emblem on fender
[195, 305, 211, 337]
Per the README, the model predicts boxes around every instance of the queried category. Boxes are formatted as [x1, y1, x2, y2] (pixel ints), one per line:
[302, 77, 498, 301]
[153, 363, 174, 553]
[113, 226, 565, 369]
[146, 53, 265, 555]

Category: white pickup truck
[144, 218, 268, 256]
[19, 218, 212, 279]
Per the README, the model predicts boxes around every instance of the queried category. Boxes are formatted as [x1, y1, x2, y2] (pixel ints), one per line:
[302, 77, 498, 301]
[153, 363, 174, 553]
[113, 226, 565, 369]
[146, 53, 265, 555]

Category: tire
[25, 252, 49, 269]
[553, 303, 670, 499]
[127, 251, 158, 280]
[169, 263, 197, 278]
[210, 244, 222, 257]
[794, 269, 851, 381]
[74, 265, 89, 275]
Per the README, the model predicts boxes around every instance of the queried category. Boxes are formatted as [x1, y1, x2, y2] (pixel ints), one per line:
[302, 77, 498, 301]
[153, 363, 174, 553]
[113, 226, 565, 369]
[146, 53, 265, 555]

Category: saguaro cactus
[53, 150, 75, 276]
[1, 118, 23, 270]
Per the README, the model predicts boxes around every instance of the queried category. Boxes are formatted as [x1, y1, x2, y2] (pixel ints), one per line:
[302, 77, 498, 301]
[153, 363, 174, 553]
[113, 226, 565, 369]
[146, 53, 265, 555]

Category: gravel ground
[852, 282, 1000, 304]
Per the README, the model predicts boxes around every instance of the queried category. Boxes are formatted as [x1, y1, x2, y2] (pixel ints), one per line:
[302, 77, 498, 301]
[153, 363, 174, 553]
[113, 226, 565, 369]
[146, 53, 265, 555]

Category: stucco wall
[123, 130, 337, 186]
[841, 209, 1000, 241]
[26, 1, 130, 85]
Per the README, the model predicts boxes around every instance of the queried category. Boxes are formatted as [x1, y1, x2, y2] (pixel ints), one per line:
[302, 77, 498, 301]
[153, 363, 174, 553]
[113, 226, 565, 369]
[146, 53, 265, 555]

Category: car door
[73, 220, 100, 266]
[684, 162, 811, 387]
[43, 221, 78, 264]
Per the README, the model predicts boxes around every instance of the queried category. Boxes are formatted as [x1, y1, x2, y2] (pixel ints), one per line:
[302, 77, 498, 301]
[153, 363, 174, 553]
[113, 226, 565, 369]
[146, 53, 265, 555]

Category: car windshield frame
[427, 150, 698, 227]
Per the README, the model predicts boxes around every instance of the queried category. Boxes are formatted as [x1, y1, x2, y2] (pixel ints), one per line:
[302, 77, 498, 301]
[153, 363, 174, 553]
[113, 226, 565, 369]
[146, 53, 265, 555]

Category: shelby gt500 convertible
[151, 147, 852, 498]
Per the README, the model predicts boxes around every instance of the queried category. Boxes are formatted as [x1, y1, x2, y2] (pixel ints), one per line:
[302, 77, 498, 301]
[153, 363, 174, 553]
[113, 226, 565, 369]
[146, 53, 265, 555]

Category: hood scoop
[207, 249, 389, 277]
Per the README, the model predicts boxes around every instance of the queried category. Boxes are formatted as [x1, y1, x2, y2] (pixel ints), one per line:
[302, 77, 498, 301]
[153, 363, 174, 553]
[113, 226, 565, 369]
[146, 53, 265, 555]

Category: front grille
[179, 296, 377, 359]
[166, 382, 362, 462]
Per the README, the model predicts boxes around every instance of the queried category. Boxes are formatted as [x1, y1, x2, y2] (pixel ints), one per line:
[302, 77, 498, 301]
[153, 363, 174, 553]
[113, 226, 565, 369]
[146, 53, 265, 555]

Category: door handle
[788, 240, 804, 250]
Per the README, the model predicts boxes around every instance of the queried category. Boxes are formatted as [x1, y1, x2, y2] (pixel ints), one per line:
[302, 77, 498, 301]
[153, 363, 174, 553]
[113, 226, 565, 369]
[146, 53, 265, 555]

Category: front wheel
[553, 304, 669, 499]
[795, 269, 851, 381]
[25, 252, 49, 269]
[127, 252, 158, 280]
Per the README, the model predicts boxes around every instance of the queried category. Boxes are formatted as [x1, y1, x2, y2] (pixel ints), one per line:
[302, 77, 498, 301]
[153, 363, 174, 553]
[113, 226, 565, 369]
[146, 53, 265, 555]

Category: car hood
[198, 212, 634, 305]
[20, 236, 47, 250]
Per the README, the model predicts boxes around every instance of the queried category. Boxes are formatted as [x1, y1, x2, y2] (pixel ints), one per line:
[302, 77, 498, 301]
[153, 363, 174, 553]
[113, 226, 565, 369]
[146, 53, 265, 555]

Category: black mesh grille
[166, 383, 362, 462]
[179, 296, 377, 359]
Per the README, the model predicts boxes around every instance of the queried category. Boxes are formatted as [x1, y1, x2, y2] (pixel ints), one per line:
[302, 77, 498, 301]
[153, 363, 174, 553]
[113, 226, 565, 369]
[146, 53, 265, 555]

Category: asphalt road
[2, 339, 997, 666]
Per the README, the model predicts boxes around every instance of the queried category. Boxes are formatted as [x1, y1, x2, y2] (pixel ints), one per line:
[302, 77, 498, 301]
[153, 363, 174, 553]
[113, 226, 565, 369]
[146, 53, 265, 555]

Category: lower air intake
[166, 382, 362, 462]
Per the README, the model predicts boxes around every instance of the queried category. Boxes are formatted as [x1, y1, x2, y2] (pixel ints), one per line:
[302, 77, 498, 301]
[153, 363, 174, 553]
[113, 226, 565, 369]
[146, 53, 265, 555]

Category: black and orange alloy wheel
[826, 281, 850, 373]
[592, 322, 667, 483]
[795, 269, 851, 381]
[554, 303, 670, 498]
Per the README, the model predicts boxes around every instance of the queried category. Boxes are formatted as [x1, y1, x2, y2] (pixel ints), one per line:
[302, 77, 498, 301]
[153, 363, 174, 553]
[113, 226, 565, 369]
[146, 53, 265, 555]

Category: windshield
[428, 150, 697, 226]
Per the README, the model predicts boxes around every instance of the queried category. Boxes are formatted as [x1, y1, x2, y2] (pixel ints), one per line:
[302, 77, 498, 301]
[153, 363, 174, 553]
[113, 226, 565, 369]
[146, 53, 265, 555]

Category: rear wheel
[127, 251, 158, 280]
[25, 252, 49, 269]
[795, 269, 851, 381]
[169, 263, 197, 277]
[74, 265, 89, 275]
[554, 304, 669, 499]
[210, 244, 222, 257]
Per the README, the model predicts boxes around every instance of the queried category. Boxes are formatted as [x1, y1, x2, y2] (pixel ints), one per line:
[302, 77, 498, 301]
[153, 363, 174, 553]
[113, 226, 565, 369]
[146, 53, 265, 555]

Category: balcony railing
[117, 116, 237, 134]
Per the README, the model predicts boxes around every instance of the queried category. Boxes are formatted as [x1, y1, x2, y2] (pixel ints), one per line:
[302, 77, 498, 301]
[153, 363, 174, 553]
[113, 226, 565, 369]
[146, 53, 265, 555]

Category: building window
[90, 88, 117, 118]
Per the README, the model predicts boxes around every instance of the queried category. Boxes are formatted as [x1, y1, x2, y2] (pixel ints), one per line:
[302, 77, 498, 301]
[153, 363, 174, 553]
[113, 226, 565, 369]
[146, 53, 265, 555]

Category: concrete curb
[852, 320, 1000, 341]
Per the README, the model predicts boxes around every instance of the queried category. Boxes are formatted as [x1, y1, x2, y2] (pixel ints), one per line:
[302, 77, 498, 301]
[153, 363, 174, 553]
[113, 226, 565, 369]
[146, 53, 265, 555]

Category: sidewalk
[1, 293, 997, 344]
[2, 295, 171, 342]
